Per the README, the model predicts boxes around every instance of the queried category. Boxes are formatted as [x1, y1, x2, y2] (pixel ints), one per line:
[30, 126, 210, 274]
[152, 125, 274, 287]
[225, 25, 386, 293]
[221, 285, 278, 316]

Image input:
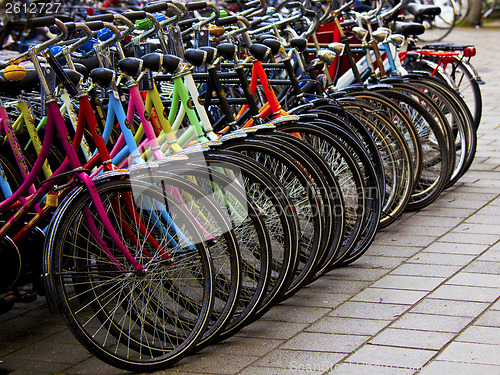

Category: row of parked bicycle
[0, 0, 482, 371]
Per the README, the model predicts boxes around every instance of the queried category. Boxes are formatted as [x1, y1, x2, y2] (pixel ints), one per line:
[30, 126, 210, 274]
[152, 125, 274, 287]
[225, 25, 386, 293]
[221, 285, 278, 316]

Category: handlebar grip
[250, 17, 265, 28]
[50, 22, 75, 34]
[86, 21, 104, 31]
[27, 16, 55, 28]
[215, 16, 238, 26]
[144, 2, 170, 13]
[123, 11, 147, 20]
[243, 0, 261, 9]
[186, 1, 207, 11]
[312, 0, 327, 4]
[86, 14, 114, 23]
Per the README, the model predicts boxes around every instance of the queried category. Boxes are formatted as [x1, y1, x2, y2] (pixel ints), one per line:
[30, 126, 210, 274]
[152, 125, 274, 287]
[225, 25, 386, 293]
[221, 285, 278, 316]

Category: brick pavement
[0, 26, 499, 375]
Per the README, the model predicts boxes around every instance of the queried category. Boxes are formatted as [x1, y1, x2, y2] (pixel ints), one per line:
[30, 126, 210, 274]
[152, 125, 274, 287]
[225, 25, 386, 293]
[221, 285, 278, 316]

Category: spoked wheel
[44, 177, 214, 372]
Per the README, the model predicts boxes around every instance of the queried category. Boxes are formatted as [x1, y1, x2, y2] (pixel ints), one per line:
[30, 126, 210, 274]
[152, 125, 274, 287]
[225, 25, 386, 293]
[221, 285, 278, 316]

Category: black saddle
[249, 44, 271, 62]
[262, 38, 282, 55]
[217, 43, 236, 60]
[289, 37, 307, 52]
[406, 2, 441, 18]
[392, 21, 425, 36]
[184, 49, 207, 67]
[200, 47, 217, 65]
[118, 57, 143, 77]
[89, 68, 115, 88]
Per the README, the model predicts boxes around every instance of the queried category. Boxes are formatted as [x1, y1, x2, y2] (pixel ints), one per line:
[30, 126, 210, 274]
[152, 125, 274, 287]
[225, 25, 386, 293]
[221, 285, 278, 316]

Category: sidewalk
[0, 27, 499, 375]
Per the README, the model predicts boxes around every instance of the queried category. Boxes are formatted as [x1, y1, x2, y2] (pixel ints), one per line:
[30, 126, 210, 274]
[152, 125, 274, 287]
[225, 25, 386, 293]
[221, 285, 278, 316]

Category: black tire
[44, 177, 215, 371]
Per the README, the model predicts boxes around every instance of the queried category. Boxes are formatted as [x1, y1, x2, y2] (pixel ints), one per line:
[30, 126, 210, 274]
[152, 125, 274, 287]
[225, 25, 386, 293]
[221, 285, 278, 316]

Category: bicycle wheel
[219, 135, 325, 299]
[191, 150, 299, 335]
[404, 56, 482, 129]
[403, 75, 477, 186]
[371, 88, 452, 209]
[275, 121, 381, 268]
[129, 165, 248, 348]
[151, 160, 273, 347]
[44, 177, 214, 372]
[339, 98, 414, 227]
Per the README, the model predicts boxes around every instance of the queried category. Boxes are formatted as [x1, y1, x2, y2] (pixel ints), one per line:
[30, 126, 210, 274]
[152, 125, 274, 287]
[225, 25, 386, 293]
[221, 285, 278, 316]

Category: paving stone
[202, 336, 283, 357]
[464, 260, 500, 275]
[260, 305, 329, 324]
[407, 252, 476, 266]
[304, 279, 371, 295]
[437, 342, 500, 365]
[379, 225, 450, 237]
[372, 233, 435, 247]
[417, 207, 477, 218]
[370, 275, 444, 291]
[364, 244, 422, 258]
[251, 349, 344, 371]
[390, 263, 462, 278]
[239, 365, 323, 375]
[348, 255, 407, 269]
[345, 344, 436, 370]
[419, 361, 500, 375]
[428, 285, 499, 303]
[475, 310, 500, 327]
[423, 242, 489, 255]
[281, 292, 350, 309]
[431, 198, 486, 209]
[0, 358, 71, 374]
[457, 326, 500, 345]
[325, 267, 388, 282]
[391, 313, 473, 333]
[453, 223, 500, 235]
[438, 232, 499, 245]
[329, 363, 415, 375]
[165, 352, 258, 374]
[2, 339, 92, 364]
[280, 332, 369, 353]
[446, 272, 500, 288]
[329, 302, 410, 320]
[476, 250, 500, 262]
[351, 288, 428, 305]
[62, 357, 127, 375]
[491, 299, 500, 310]
[465, 214, 500, 225]
[237, 320, 308, 340]
[401, 215, 464, 228]
[369, 328, 455, 350]
[306, 316, 390, 336]
[410, 299, 489, 317]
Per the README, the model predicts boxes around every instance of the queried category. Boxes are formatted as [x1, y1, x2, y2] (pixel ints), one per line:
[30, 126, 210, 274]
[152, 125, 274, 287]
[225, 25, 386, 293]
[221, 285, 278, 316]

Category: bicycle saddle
[89, 68, 115, 88]
[141, 53, 163, 72]
[216, 43, 236, 60]
[118, 57, 143, 77]
[289, 37, 307, 52]
[262, 38, 282, 56]
[392, 21, 425, 36]
[0, 68, 40, 95]
[406, 3, 441, 18]
[199, 47, 217, 65]
[61, 69, 83, 88]
[162, 55, 183, 74]
[73, 63, 89, 79]
[249, 44, 271, 62]
[184, 49, 207, 67]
